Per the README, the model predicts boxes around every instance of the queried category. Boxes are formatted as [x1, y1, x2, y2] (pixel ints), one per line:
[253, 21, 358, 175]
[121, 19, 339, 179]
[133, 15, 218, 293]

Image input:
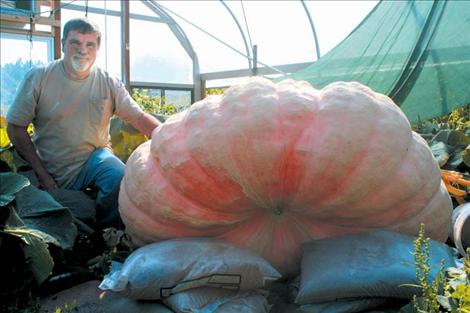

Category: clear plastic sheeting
[129, 19, 193, 84]
[303, 1, 379, 57]
[58, 0, 376, 86]
[154, 1, 251, 73]
[158, 0, 315, 71]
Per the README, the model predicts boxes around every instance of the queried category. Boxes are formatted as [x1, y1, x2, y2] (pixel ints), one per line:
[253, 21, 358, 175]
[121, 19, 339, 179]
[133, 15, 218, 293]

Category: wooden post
[200, 78, 206, 100]
[53, 0, 61, 60]
[121, 0, 130, 91]
[252, 44, 258, 76]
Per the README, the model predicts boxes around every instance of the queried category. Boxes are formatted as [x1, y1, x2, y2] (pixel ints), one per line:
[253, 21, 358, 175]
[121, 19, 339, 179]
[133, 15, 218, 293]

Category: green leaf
[437, 294, 451, 310]
[443, 144, 467, 170]
[462, 145, 470, 167]
[3, 227, 54, 284]
[23, 231, 54, 284]
[0, 172, 30, 206]
[451, 284, 470, 300]
[430, 129, 470, 146]
[4, 226, 60, 247]
[419, 121, 440, 134]
[5, 204, 25, 227]
[14, 185, 77, 249]
[429, 142, 450, 167]
[447, 297, 462, 312]
[446, 130, 470, 146]
[110, 120, 148, 163]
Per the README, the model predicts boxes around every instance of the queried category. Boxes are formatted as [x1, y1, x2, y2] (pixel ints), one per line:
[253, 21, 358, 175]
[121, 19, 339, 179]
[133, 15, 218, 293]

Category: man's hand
[7, 123, 58, 190]
[37, 171, 58, 191]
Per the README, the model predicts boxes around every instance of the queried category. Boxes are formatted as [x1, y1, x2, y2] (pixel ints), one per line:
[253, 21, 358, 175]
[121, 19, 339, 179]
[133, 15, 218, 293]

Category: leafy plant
[206, 87, 227, 96]
[54, 302, 77, 313]
[0, 172, 29, 206]
[413, 105, 470, 135]
[438, 251, 470, 312]
[0, 169, 80, 312]
[400, 224, 470, 313]
[131, 88, 176, 115]
[110, 117, 148, 163]
[437, 105, 470, 133]
[87, 227, 133, 277]
[0, 116, 34, 151]
[109, 88, 181, 162]
[411, 224, 446, 312]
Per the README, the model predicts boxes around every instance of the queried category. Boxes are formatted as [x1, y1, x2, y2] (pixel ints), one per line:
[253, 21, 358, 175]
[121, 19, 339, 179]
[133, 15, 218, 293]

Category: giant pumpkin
[119, 78, 452, 277]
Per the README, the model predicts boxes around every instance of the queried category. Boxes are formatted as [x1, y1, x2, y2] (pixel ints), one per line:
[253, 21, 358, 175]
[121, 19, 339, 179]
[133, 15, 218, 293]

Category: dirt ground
[39, 280, 403, 313]
[40, 280, 172, 313]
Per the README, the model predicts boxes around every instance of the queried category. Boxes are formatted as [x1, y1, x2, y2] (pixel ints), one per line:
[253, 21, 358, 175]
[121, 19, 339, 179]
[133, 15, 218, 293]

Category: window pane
[225, 1, 314, 65]
[62, 0, 121, 12]
[305, 1, 378, 55]
[131, 87, 163, 114]
[130, 19, 193, 84]
[131, 88, 192, 115]
[0, 34, 52, 115]
[165, 90, 192, 112]
[129, 1, 157, 17]
[159, 1, 249, 73]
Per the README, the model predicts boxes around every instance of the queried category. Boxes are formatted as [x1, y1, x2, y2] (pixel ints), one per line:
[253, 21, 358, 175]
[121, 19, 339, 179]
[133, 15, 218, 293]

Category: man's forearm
[133, 113, 162, 138]
[6, 123, 56, 188]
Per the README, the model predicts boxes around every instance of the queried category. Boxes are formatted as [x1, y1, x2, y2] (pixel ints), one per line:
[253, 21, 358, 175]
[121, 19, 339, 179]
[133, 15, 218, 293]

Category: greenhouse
[0, 1, 469, 312]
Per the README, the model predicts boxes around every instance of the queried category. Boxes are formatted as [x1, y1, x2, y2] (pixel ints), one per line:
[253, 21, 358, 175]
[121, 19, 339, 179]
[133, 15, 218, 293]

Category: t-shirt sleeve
[111, 78, 145, 125]
[6, 68, 43, 127]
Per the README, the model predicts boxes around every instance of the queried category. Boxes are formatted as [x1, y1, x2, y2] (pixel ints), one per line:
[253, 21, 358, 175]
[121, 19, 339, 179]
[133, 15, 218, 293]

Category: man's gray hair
[62, 18, 101, 45]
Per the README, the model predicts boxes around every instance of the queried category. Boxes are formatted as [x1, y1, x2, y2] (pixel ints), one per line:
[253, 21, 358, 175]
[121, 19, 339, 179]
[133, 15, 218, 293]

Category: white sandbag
[164, 287, 269, 313]
[296, 230, 458, 304]
[99, 237, 281, 300]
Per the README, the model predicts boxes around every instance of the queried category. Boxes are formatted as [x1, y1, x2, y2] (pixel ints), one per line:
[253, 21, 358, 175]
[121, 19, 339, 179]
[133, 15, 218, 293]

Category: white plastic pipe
[452, 202, 470, 257]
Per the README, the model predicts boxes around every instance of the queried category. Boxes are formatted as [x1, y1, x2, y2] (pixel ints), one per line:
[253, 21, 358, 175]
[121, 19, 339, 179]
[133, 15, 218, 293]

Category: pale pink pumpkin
[119, 78, 452, 277]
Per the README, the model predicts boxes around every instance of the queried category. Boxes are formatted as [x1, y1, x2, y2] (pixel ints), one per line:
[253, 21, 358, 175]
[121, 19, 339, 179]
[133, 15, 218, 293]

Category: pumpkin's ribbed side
[119, 78, 452, 277]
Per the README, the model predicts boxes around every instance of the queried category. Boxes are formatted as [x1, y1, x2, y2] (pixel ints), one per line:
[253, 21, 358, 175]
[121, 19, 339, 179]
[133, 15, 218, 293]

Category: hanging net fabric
[290, 0, 470, 122]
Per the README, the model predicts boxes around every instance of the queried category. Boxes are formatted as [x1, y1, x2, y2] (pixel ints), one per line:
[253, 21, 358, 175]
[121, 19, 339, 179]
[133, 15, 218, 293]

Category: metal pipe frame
[1, 0, 322, 98]
[200, 61, 313, 81]
[300, 0, 321, 59]
[219, 0, 252, 71]
[142, 0, 201, 102]
[62, 3, 168, 23]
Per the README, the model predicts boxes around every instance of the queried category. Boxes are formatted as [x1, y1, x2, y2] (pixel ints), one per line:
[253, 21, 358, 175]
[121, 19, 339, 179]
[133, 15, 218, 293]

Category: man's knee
[95, 149, 125, 185]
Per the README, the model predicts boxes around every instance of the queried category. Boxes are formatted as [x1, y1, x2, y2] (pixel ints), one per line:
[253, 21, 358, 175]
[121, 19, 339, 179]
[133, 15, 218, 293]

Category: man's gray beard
[71, 57, 91, 72]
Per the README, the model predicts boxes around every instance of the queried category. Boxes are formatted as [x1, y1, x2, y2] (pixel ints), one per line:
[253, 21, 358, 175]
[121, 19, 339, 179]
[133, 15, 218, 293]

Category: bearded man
[6, 18, 161, 228]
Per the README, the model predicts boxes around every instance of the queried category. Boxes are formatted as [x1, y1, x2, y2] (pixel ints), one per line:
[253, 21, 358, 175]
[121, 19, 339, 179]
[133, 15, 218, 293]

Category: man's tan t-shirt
[7, 60, 145, 187]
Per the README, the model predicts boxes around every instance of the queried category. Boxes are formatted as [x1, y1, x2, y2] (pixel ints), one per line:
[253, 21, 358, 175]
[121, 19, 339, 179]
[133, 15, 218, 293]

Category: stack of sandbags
[288, 230, 458, 313]
[99, 238, 281, 312]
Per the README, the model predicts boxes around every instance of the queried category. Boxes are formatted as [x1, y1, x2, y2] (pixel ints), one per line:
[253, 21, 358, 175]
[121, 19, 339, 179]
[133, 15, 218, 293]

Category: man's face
[63, 30, 99, 75]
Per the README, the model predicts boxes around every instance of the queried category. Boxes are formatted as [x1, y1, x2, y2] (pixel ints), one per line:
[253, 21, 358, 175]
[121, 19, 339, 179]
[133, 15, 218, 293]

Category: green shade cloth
[290, 0, 470, 123]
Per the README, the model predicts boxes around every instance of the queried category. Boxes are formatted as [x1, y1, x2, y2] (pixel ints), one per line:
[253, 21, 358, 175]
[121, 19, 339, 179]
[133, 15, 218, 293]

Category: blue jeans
[67, 148, 125, 228]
